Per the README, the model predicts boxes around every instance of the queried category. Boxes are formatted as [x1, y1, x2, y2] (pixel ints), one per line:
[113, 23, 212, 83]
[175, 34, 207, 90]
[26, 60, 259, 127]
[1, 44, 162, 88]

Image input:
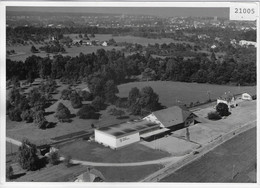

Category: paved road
[160, 127, 256, 183]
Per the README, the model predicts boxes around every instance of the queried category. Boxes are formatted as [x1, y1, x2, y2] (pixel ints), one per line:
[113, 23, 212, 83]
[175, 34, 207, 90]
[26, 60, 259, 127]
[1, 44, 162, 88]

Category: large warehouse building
[95, 119, 169, 149]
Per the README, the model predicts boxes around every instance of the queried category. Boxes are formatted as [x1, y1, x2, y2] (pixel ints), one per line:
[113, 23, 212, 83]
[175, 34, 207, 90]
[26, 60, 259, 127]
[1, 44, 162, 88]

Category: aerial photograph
[5, 6, 256, 183]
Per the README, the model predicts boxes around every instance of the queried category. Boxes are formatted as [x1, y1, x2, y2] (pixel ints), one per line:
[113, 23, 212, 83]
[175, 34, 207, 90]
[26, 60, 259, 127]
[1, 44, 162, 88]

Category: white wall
[143, 114, 164, 128]
[116, 133, 140, 148]
[95, 130, 140, 149]
[217, 99, 228, 105]
[95, 130, 117, 149]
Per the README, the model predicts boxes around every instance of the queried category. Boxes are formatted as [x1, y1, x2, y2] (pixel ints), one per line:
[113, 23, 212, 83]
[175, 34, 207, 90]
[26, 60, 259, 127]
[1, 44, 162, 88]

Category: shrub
[207, 111, 221, 120]
[6, 166, 14, 180]
[48, 151, 60, 165]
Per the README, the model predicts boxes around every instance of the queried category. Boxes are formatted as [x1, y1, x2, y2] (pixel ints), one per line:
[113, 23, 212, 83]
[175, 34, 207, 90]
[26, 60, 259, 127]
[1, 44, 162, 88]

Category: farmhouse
[242, 92, 254, 100]
[143, 106, 197, 131]
[217, 92, 236, 108]
[95, 119, 168, 149]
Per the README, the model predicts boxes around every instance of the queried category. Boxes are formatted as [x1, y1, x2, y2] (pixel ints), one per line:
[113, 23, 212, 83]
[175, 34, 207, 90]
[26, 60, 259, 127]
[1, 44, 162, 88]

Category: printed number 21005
[234, 8, 255, 14]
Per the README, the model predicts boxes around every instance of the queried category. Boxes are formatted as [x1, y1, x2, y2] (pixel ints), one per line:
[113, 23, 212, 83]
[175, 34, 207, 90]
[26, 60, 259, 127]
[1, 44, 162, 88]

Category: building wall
[95, 130, 140, 149]
[115, 133, 140, 148]
[95, 130, 117, 148]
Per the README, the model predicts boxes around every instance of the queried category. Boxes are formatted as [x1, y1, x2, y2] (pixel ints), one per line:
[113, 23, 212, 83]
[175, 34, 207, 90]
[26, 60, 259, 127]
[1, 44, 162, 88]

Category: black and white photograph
[1, 1, 258, 184]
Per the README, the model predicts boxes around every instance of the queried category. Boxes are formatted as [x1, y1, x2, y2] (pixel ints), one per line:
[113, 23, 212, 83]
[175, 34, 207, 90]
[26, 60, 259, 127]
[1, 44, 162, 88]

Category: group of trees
[7, 79, 57, 129]
[7, 42, 256, 87]
[128, 86, 162, 116]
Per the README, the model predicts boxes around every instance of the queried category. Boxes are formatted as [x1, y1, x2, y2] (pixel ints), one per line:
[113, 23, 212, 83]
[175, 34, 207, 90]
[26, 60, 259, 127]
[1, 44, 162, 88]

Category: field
[58, 141, 170, 163]
[7, 34, 193, 61]
[160, 127, 256, 182]
[65, 34, 192, 46]
[118, 81, 256, 107]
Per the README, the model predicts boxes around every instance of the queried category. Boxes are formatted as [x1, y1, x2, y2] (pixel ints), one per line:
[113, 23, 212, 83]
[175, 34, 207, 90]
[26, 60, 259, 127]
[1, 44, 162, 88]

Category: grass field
[118, 81, 256, 107]
[96, 165, 163, 182]
[160, 127, 256, 182]
[59, 141, 170, 163]
[65, 34, 192, 46]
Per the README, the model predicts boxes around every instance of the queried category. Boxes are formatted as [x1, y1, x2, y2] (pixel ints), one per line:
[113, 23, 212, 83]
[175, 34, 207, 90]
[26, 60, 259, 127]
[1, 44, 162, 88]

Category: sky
[7, 7, 229, 18]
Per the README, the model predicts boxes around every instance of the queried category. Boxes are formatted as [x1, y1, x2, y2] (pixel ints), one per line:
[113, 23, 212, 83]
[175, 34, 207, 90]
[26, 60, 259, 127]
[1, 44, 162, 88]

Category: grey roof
[152, 106, 194, 127]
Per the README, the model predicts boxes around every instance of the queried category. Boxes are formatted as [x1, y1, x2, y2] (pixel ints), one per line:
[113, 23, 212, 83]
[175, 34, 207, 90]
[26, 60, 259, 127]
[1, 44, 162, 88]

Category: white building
[239, 40, 257, 48]
[217, 92, 236, 108]
[242, 93, 253, 100]
[95, 120, 168, 149]
[101, 41, 108, 47]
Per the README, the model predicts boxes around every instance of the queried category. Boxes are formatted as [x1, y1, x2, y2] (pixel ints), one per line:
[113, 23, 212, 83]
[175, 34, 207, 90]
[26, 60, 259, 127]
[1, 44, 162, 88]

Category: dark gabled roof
[152, 106, 194, 127]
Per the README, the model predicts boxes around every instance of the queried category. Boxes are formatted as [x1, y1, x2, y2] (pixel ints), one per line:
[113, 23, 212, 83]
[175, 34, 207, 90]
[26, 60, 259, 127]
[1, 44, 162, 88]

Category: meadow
[118, 81, 256, 107]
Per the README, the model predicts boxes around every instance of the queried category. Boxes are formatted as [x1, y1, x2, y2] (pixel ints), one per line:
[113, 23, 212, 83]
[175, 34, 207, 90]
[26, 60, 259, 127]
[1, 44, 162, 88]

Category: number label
[230, 4, 257, 21]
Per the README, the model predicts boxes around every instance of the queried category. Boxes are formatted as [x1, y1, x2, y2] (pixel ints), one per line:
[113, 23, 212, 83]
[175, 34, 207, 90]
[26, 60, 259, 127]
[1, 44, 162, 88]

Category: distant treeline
[7, 45, 256, 86]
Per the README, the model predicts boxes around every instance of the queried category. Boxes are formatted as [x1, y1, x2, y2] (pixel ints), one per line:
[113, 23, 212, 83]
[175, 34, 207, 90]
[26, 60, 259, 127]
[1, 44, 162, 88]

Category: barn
[94, 120, 169, 149]
[143, 106, 197, 131]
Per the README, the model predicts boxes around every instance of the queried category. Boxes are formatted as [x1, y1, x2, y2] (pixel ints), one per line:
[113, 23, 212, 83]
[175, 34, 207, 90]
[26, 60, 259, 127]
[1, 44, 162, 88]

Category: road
[160, 127, 256, 183]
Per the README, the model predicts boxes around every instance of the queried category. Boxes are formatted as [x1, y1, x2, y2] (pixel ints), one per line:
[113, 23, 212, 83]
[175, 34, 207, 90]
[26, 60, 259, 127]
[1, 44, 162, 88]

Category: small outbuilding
[242, 93, 253, 100]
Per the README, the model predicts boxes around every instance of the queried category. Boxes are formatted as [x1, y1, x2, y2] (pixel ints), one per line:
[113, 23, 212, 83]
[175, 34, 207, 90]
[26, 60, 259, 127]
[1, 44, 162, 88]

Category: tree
[79, 90, 92, 101]
[60, 88, 72, 100]
[104, 80, 119, 104]
[139, 86, 160, 114]
[216, 102, 230, 116]
[21, 109, 33, 123]
[128, 87, 140, 107]
[77, 105, 99, 119]
[33, 110, 47, 129]
[8, 108, 22, 122]
[91, 96, 106, 111]
[55, 102, 71, 122]
[6, 166, 14, 180]
[109, 108, 125, 118]
[70, 92, 82, 109]
[17, 139, 39, 171]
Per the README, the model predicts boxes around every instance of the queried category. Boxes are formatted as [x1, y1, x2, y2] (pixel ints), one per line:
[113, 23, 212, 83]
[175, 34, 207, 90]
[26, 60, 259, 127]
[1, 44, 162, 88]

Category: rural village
[5, 7, 257, 183]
